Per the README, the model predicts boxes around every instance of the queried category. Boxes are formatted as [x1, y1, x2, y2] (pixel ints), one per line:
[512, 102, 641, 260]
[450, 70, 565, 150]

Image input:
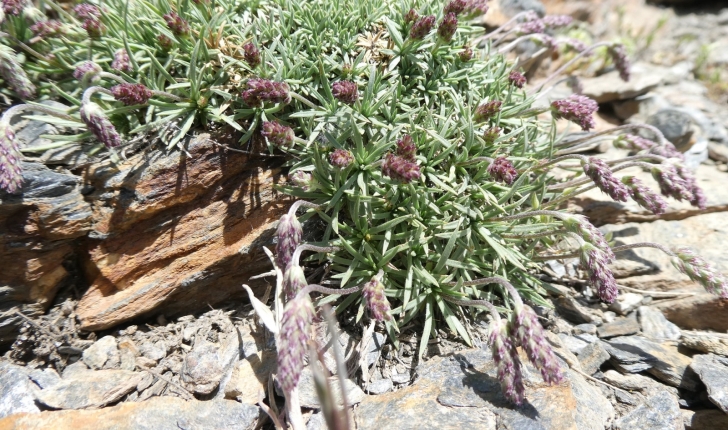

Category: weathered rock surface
[355, 348, 613, 430]
[82, 336, 120, 370]
[638, 306, 681, 341]
[597, 316, 640, 339]
[0, 396, 259, 429]
[224, 351, 276, 404]
[613, 391, 682, 430]
[689, 354, 728, 413]
[577, 342, 610, 375]
[76, 135, 286, 330]
[35, 369, 142, 409]
[296, 366, 366, 409]
[582, 64, 668, 104]
[681, 331, 728, 356]
[683, 409, 728, 430]
[0, 362, 40, 418]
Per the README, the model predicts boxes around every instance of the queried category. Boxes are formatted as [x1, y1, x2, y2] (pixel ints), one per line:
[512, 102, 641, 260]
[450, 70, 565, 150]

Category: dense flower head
[444, 0, 467, 15]
[261, 121, 294, 148]
[329, 149, 354, 168]
[396, 135, 416, 161]
[362, 273, 393, 322]
[382, 153, 420, 183]
[483, 126, 500, 145]
[73, 3, 101, 20]
[283, 262, 308, 302]
[489, 318, 525, 405]
[73, 61, 102, 84]
[562, 38, 587, 54]
[277, 295, 315, 393]
[459, 45, 473, 62]
[409, 15, 436, 40]
[81, 18, 105, 37]
[80, 102, 122, 149]
[675, 164, 707, 209]
[651, 163, 694, 203]
[157, 34, 175, 51]
[243, 42, 261, 69]
[164, 11, 190, 36]
[437, 13, 458, 42]
[2, 0, 24, 15]
[111, 49, 132, 73]
[543, 14, 573, 28]
[0, 121, 23, 193]
[518, 18, 545, 35]
[671, 247, 728, 298]
[608, 43, 630, 82]
[622, 176, 668, 215]
[290, 171, 313, 191]
[582, 157, 631, 202]
[563, 215, 615, 262]
[649, 142, 684, 161]
[332, 80, 359, 104]
[0, 47, 36, 99]
[614, 134, 656, 151]
[242, 78, 291, 106]
[30, 20, 64, 38]
[513, 304, 564, 385]
[551, 95, 598, 131]
[582, 246, 618, 303]
[508, 70, 526, 88]
[474, 100, 502, 123]
[462, 0, 489, 19]
[403, 8, 419, 24]
[276, 212, 302, 270]
[487, 157, 518, 185]
[111, 83, 153, 106]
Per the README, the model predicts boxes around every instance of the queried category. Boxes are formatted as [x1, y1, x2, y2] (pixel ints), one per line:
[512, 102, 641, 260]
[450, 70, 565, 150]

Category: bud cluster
[488, 318, 525, 405]
[459, 45, 473, 62]
[621, 176, 668, 215]
[112, 49, 132, 73]
[396, 135, 417, 160]
[261, 121, 295, 147]
[0, 47, 36, 100]
[517, 18, 545, 35]
[582, 245, 618, 302]
[474, 100, 502, 123]
[80, 103, 122, 149]
[275, 211, 303, 270]
[243, 42, 261, 69]
[382, 153, 421, 183]
[290, 171, 313, 191]
[277, 295, 315, 393]
[242, 78, 291, 106]
[30, 20, 64, 38]
[513, 304, 564, 384]
[487, 156, 518, 185]
[329, 149, 354, 168]
[508, 71, 526, 89]
[409, 15, 436, 40]
[332, 80, 359, 104]
[543, 15, 573, 28]
[164, 11, 190, 37]
[362, 273, 393, 322]
[0, 121, 23, 193]
[671, 247, 728, 298]
[2, 0, 24, 16]
[613, 134, 655, 151]
[551, 95, 598, 131]
[75, 4, 104, 37]
[111, 83, 153, 106]
[608, 43, 630, 82]
[483, 126, 501, 145]
[437, 13, 458, 42]
[403, 8, 419, 24]
[582, 157, 630, 202]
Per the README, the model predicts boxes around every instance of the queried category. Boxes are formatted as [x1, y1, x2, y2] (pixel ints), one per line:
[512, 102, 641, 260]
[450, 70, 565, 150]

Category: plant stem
[299, 283, 363, 297]
[554, 124, 669, 148]
[532, 42, 611, 93]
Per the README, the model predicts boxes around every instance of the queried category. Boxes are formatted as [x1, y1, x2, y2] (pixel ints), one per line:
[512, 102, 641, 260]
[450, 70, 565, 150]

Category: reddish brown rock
[76, 134, 287, 330]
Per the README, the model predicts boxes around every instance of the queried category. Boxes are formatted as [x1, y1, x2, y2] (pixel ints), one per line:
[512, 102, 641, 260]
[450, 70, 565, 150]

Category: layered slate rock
[355, 347, 613, 430]
[76, 134, 287, 330]
[689, 354, 728, 413]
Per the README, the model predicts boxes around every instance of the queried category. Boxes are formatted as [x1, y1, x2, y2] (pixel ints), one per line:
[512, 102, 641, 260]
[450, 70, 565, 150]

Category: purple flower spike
[651, 164, 694, 203]
[157, 35, 175, 51]
[242, 78, 291, 106]
[614, 134, 656, 151]
[261, 121, 295, 147]
[80, 103, 122, 149]
[2, 0, 25, 15]
[243, 42, 261, 69]
[608, 43, 630, 82]
[489, 318, 525, 405]
[276, 212, 302, 271]
[562, 38, 587, 54]
[649, 142, 684, 161]
[582, 246, 619, 303]
[459, 45, 473, 62]
[112, 49, 132, 73]
[382, 153, 420, 183]
[622, 176, 668, 215]
[444, 0, 467, 16]
[671, 247, 728, 298]
[483, 126, 501, 145]
[508, 70, 526, 89]
[563, 215, 615, 262]
[518, 18, 545, 35]
[0, 47, 36, 100]
[74, 3, 101, 20]
[543, 15, 573, 28]
[409, 15, 436, 40]
[582, 157, 631, 202]
[0, 121, 23, 193]
[73, 61, 102, 84]
[551, 95, 598, 131]
[329, 149, 354, 168]
[332, 80, 359, 104]
[513, 304, 564, 385]
[164, 11, 190, 36]
[111, 83, 153, 106]
[674, 164, 707, 209]
[362, 272, 393, 322]
[30, 20, 64, 38]
[462, 0, 489, 19]
[396, 135, 416, 161]
[290, 171, 314, 191]
[277, 295, 315, 393]
[404, 8, 419, 24]
[474, 100, 502, 123]
[283, 262, 308, 302]
[437, 13, 458, 43]
[487, 157, 518, 185]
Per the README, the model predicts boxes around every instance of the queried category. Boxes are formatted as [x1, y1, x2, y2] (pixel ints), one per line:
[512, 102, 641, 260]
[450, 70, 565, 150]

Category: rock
[27, 368, 61, 389]
[654, 293, 728, 333]
[296, 366, 366, 409]
[35, 369, 142, 409]
[646, 109, 696, 150]
[574, 333, 598, 344]
[366, 332, 387, 367]
[366, 378, 393, 395]
[614, 391, 682, 430]
[609, 293, 644, 316]
[75, 134, 286, 330]
[573, 323, 597, 335]
[480, 0, 545, 27]
[638, 307, 681, 341]
[181, 339, 225, 396]
[559, 334, 589, 355]
[683, 409, 728, 430]
[0, 162, 93, 346]
[224, 351, 276, 404]
[553, 296, 602, 325]
[82, 336, 120, 370]
[306, 411, 328, 430]
[681, 330, 728, 356]
[601, 340, 656, 373]
[356, 348, 613, 430]
[597, 316, 640, 339]
[689, 354, 728, 413]
[61, 361, 90, 378]
[0, 396, 259, 429]
[582, 63, 666, 103]
[118, 339, 139, 371]
[602, 369, 679, 398]
[605, 336, 700, 390]
[0, 362, 40, 418]
[390, 371, 411, 385]
[139, 340, 167, 362]
[577, 342, 610, 375]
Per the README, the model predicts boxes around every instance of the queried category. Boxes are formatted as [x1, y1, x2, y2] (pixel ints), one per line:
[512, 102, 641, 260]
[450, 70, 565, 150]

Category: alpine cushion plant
[2, 0, 727, 412]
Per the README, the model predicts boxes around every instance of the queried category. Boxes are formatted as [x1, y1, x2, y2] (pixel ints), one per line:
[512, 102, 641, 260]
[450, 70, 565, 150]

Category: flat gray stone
[28, 368, 62, 389]
[82, 336, 120, 370]
[597, 317, 640, 339]
[366, 378, 393, 395]
[689, 354, 728, 413]
[554, 296, 601, 325]
[683, 409, 728, 430]
[609, 293, 644, 316]
[614, 391, 682, 430]
[573, 324, 597, 335]
[681, 331, 728, 356]
[638, 307, 681, 341]
[35, 369, 142, 409]
[647, 109, 695, 150]
[297, 366, 366, 409]
[139, 340, 167, 362]
[574, 333, 598, 344]
[0, 362, 40, 418]
[577, 342, 610, 375]
[582, 63, 665, 103]
[558, 334, 589, 355]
